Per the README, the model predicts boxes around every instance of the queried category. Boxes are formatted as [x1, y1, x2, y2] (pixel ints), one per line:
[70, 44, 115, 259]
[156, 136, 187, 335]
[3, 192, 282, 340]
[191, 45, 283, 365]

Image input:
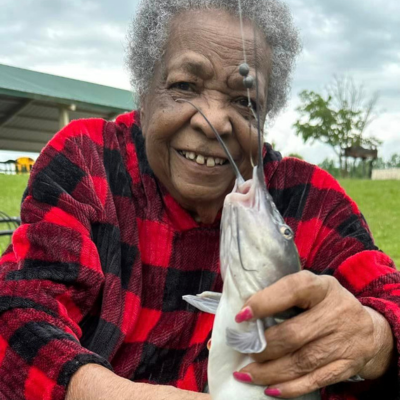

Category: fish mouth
[236, 179, 252, 194]
[226, 174, 258, 209]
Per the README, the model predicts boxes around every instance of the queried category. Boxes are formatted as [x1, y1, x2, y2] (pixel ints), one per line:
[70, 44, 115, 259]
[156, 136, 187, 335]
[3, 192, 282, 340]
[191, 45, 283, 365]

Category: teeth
[207, 157, 215, 167]
[180, 150, 226, 166]
[196, 155, 205, 165]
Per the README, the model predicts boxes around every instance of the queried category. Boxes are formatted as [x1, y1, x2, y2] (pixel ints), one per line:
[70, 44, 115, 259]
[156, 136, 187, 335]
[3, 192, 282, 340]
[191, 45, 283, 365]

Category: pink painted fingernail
[233, 372, 253, 383]
[235, 306, 254, 323]
[264, 388, 281, 397]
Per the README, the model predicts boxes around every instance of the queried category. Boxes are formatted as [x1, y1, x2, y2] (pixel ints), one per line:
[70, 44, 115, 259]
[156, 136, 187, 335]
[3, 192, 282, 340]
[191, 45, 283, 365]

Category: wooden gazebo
[344, 145, 378, 179]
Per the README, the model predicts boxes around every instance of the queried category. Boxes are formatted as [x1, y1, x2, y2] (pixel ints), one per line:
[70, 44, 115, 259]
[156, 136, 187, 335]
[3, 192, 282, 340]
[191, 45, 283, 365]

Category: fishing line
[253, 16, 263, 171]
[176, 4, 262, 185]
[238, 0, 247, 65]
[237, 0, 260, 168]
[176, 98, 245, 185]
[238, 0, 256, 116]
[235, 208, 257, 272]
[249, 122, 255, 168]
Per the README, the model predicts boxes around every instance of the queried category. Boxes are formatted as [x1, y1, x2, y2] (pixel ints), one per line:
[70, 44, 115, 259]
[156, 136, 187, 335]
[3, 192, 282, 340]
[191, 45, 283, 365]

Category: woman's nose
[190, 99, 233, 139]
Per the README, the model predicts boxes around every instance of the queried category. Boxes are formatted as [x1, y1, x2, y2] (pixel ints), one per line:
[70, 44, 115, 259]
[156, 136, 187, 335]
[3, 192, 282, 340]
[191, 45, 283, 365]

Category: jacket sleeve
[0, 120, 113, 400]
[296, 165, 400, 399]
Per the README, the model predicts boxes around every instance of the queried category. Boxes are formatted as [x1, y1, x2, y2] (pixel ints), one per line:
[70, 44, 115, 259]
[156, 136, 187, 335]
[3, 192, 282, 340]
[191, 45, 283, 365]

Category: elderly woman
[0, 0, 398, 399]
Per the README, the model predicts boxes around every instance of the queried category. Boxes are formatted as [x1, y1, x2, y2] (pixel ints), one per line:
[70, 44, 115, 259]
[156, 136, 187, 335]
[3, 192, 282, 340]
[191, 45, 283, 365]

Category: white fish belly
[208, 271, 321, 400]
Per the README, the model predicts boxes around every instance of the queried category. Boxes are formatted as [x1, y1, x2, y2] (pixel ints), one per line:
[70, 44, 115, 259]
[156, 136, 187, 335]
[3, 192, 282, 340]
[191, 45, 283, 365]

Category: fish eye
[280, 225, 294, 240]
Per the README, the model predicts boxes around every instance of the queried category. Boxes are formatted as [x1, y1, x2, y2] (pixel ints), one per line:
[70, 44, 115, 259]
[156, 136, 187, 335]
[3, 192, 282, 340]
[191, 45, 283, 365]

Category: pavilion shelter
[0, 63, 136, 153]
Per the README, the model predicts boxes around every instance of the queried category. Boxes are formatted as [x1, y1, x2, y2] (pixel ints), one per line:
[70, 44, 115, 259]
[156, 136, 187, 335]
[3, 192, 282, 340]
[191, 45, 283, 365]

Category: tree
[373, 153, 400, 169]
[387, 153, 400, 168]
[293, 76, 381, 175]
[318, 158, 340, 178]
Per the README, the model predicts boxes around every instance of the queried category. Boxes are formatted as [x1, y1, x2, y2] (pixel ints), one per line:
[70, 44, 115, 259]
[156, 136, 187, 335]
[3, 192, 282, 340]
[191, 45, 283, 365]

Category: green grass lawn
[0, 174, 29, 252]
[339, 179, 400, 267]
[0, 174, 399, 267]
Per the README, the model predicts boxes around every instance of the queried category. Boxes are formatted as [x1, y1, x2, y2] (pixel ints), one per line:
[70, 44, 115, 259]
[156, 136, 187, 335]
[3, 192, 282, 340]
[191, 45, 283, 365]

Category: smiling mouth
[177, 150, 229, 167]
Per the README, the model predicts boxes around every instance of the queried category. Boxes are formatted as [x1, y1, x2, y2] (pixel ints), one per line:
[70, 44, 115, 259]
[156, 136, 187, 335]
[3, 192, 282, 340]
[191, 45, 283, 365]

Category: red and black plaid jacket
[0, 111, 399, 400]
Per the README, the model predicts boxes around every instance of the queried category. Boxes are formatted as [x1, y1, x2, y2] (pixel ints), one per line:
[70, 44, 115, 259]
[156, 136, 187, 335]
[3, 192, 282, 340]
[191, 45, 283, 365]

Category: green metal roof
[0, 63, 136, 112]
[0, 64, 138, 153]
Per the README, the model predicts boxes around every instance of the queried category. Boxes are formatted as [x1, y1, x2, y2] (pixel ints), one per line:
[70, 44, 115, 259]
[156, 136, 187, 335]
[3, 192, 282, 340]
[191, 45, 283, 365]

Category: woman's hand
[233, 271, 395, 398]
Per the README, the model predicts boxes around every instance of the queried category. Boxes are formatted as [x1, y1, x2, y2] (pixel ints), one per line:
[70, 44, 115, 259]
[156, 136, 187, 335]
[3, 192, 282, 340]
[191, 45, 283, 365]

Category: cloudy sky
[0, 0, 399, 164]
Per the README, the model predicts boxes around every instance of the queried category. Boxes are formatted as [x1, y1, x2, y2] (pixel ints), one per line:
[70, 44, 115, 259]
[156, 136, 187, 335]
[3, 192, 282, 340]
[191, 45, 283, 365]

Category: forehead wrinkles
[198, 29, 267, 68]
[165, 51, 214, 79]
[168, 12, 271, 76]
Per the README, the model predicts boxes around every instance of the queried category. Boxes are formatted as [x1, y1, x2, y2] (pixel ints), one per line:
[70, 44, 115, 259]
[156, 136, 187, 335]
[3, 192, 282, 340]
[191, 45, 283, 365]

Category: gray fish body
[207, 167, 321, 400]
[179, 99, 322, 398]
[219, 168, 301, 299]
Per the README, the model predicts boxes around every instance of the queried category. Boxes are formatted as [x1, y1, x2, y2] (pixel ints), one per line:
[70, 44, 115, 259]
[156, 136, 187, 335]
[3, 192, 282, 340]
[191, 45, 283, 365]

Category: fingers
[238, 334, 354, 387]
[246, 274, 367, 364]
[231, 271, 379, 398]
[251, 304, 331, 362]
[237, 271, 334, 322]
[264, 359, 356, 399]
[236, 358, 357, 398]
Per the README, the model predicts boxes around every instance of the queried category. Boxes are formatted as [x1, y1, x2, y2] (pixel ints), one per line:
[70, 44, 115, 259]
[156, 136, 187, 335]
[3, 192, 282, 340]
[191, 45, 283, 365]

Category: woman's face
[141, 9, 271, 224]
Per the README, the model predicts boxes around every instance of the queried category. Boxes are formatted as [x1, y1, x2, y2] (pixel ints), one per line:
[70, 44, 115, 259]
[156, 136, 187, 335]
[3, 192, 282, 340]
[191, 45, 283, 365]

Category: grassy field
[339, 179, 400, 267]
[0, 174, 399, 266]
[0, 174, 29, 252]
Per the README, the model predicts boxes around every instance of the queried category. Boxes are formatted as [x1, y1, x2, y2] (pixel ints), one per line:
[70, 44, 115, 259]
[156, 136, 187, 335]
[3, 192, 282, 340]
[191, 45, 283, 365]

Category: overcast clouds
[0, 0, 399, 163]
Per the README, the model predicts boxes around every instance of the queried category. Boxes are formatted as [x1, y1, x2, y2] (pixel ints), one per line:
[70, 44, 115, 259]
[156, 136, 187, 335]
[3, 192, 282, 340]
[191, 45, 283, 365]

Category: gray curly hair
[127, 0, 301, 118]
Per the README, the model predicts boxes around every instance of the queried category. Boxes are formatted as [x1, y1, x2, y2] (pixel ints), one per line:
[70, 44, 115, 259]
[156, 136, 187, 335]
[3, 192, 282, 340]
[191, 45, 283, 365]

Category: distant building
[0, 63, 137, 153]
[372, 169, 400, 180]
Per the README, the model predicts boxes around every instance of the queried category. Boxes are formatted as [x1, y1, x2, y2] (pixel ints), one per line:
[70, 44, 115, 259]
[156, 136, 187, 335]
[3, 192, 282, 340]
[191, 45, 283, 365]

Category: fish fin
[182, 292, 221, 314]
[347, 375, 365, 382]
[197, 291, 222, 301]
[226, 319, 266, 354]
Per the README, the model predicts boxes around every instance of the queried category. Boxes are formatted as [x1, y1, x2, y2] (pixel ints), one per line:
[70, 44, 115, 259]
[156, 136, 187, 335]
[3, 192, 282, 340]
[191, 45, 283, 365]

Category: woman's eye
[237, 97, 249, 107]
[171, 82, 193, 92]
[236, 97, 258, 111]
[249, 99, 258, 111]
[235, 97, 258, 120]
